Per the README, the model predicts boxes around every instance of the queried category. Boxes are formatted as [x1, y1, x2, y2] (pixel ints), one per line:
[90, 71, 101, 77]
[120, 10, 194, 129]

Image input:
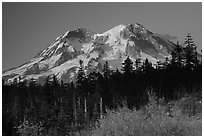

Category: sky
[2, 2, 202, 71]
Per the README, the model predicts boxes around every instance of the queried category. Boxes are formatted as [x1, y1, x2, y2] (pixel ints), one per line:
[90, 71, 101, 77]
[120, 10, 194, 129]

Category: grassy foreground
[77, 93, 202, 136]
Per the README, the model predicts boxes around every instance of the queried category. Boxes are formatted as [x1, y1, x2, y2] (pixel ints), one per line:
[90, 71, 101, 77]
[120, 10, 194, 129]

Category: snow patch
[102, 24, 126, 36]
[55, 42, 64, 52]
[140, 52, 158, 65]
[82, 42, 94, 54]
[51, 58, 80, 79]
[89, 51, 99, 59]
[159, 44, 163, 49]
[50, 51, 99, 79]
[39, 53, 62, 69]
[102, 37, 128, 60]
[70, 72, 75, 79]
[128, 40, 134, 47]
[91, 62, 98, 67]
[3, 57, 43, 77]
[47, 40, 60, 50]
[100, 24, 126, 46]
[67, 46, 75, 52]
[55, 35, 62, 41]
[48, 50, 55, 56]
[62, 31, 69, 38]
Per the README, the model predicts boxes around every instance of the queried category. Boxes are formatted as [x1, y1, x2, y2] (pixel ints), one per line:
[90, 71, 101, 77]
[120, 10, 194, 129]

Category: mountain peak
[102, 24, 126, 35]
[3, 22, 176, 84]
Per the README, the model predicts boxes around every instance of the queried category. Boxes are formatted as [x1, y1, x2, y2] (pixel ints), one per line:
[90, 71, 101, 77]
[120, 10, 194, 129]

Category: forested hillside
[2, 34, 202, 136]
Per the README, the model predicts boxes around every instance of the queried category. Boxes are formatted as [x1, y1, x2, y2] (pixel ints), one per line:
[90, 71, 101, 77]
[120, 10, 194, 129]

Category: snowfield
[3, 23, 174, 84]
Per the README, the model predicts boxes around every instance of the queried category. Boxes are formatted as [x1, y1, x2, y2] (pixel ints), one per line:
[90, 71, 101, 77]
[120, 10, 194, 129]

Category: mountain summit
[3, 23, 176, 84]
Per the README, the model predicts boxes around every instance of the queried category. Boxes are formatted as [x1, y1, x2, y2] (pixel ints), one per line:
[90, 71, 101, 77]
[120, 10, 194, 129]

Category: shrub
[173, 95, 202, 117]
[17, 120, 44, 136]
[80, 92, 202, 136]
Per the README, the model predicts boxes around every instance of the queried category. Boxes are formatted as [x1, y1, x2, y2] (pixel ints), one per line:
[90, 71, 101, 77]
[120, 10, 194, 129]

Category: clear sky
[2, 2, 202, 71]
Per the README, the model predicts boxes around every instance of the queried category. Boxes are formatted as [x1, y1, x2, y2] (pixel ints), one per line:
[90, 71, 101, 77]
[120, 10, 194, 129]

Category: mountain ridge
[3, 23, 177, 84]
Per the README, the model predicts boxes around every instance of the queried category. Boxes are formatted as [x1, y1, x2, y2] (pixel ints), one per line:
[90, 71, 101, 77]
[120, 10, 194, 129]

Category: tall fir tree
[102, 61, 111, 79]
[76, 60, 86, 91]
[101, 61, 111, 111]
[52, 75, 59, 106]
[184, 33, 197, 70]
[162, 57, 170, 69]
[121, 56, 135, 109]
[121, 56, 134, 74]
[135, 57, 142, 72]
[141, 58, 153, 73]
[76, 60, 89, 123]
[171, 41, 184, 68]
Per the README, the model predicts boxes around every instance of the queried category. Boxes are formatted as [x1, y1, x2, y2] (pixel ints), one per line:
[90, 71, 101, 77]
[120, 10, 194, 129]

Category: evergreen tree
[162, 57, 170, 69]
[102, 61, 111, 79]
[121, 56, 134, 74]
[121, 57, 135, 109]
[171, 41, 184, 68]
[70, 81, 77, 125]
[156, 60, 163, 70]
[17, 79, 28, 122]
[141, 58, 154, 91]
[141, 58, 153, 73]
[76, 60, 89, 124]
[101, 61, 111, 110]
[52, 75, 59, 106]
[26, 78, 38, 122]
[44, 76, 51, 90]
[135, 57, 142, 72]
[108, 69, 123, 109]
[29, 78, 37, 89]
[76, 60, 87, 92]
[183, 33, 197, 70]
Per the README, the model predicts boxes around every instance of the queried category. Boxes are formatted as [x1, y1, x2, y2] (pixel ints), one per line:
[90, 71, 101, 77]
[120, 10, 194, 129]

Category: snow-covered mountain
[3, 23, 176, 84]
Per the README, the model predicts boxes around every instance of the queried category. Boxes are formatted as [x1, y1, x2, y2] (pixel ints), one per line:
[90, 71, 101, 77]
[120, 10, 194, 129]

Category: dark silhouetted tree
[184, 33, 197, 70]
[121, 56, 134, 74]
[171, 41, 184, 68]
[135, 57, 142, 72]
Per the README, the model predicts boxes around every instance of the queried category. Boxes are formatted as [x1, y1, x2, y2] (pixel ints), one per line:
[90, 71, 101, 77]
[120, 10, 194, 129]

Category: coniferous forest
[2, 34, 202, 135]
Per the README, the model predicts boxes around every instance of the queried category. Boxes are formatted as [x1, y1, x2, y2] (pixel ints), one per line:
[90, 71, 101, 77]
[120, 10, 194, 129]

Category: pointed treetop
[176, 41, 179, 45]
[102, 61, 111, 79]
[79, 60, 83, 66]
[184, 33, 196, 49]
[121, 56, 134, 74]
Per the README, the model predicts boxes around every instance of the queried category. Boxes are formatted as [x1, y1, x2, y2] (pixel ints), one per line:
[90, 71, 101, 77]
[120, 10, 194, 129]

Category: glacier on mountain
[3, 23, 176, 84]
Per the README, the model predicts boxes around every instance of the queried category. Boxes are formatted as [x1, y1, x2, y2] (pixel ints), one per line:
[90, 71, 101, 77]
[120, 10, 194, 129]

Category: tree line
[2, 34, 202, 135]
